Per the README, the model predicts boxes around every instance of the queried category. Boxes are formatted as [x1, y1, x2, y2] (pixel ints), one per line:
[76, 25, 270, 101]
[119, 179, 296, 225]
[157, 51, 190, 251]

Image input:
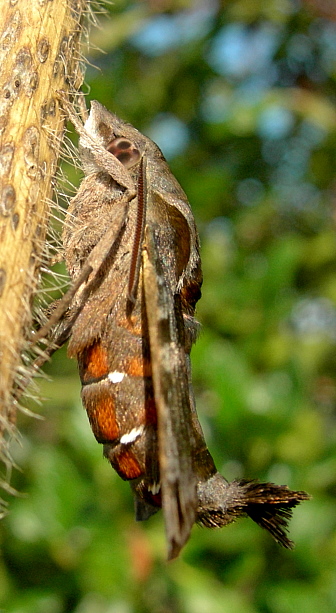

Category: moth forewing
[143, 225, 197, 560]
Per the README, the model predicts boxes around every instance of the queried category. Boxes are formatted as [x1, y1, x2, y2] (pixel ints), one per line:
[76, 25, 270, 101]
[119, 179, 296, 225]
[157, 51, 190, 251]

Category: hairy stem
[0, 0, 88, 489]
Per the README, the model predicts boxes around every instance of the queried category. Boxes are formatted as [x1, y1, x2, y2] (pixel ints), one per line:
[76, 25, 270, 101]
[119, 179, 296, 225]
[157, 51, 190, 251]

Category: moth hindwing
[49, 99, 309, 560]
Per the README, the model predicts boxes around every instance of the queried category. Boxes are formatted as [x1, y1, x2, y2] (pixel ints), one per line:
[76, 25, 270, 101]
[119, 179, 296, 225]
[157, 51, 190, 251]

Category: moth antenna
[128, 156, 147, 304]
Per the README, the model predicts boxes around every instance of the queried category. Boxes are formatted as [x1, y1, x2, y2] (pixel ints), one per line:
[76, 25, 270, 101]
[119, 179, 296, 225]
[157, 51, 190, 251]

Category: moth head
[79, 101, 143, 174]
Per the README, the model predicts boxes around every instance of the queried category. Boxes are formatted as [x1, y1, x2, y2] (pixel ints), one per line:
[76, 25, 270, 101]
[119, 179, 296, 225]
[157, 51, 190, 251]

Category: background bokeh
[1, 1, 336, 611]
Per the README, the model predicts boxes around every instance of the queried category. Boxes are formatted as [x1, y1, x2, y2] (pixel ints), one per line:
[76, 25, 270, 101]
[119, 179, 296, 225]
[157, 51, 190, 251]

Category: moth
[43, 99, 309, 560]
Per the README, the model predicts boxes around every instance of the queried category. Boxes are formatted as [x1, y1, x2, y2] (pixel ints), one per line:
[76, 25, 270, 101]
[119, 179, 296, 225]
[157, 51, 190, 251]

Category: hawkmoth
[44, 99, 309, 560]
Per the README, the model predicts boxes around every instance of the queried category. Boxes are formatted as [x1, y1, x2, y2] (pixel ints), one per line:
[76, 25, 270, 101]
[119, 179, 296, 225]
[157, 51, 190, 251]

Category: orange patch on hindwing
[82, 386, 119, 442]
[115, 449, 142, 480]
[81, 342, 109, 380]
[125, 356, 152, 377]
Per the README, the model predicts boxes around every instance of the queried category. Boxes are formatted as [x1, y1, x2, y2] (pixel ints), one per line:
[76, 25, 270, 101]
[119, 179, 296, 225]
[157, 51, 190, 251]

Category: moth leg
[56, 90, 89, 137]
[128, 157, 147, 304]
[76, 90, 89, 123]
[32, 261, 93, 346]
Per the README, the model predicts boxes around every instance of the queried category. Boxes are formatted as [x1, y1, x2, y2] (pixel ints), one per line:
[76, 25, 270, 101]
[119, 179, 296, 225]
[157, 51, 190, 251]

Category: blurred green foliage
[2, 0, 336, 611]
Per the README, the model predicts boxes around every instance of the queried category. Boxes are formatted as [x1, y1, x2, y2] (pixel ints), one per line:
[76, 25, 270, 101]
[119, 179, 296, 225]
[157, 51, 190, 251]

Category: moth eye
[116, 139, 133, 150]
[107, 137, 141, 169]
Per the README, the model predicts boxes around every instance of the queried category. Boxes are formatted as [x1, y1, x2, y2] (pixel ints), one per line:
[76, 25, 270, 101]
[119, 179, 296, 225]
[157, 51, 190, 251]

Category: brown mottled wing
[143, 224, 197, 560]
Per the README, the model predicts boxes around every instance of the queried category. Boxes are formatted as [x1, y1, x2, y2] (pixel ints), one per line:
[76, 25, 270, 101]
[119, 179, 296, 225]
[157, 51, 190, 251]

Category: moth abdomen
[196, 473, 310, 548]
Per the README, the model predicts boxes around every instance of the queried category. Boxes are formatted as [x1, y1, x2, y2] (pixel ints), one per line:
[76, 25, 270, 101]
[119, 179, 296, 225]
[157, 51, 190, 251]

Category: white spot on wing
[108, 371, 125, 384]
[120, 425, 144, 445]
[149, 482, 161, 495]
